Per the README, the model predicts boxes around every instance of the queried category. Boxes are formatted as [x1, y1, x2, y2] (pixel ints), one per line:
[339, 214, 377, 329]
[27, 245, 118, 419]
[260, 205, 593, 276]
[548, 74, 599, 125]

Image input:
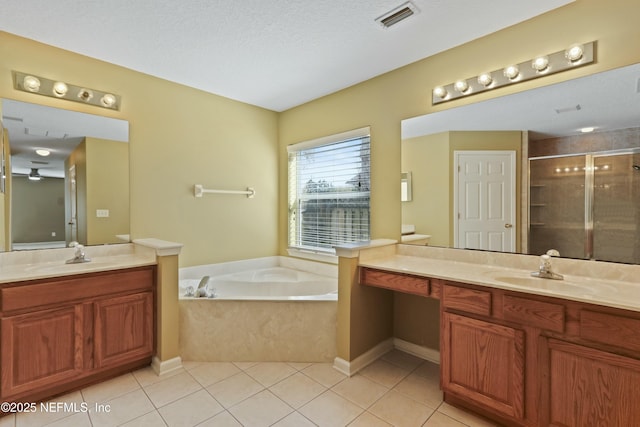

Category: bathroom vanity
[0, 246, 157, 405]
[358, 245, 640, 427]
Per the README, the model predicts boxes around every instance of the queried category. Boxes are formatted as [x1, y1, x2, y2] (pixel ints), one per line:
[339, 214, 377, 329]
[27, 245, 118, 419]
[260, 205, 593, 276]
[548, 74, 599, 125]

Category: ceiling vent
[375, 1, 419, 28]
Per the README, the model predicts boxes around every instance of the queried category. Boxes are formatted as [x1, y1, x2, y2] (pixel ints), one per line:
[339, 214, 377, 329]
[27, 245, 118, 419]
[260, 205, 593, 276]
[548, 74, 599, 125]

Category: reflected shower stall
[529, 150, 640, 264]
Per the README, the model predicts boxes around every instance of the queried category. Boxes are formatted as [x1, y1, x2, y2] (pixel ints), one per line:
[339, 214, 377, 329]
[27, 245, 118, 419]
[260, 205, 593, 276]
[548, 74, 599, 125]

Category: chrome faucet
[196, 276, 212, 297]
[66, 241, 91, 264]
[531, 250, 563, 280]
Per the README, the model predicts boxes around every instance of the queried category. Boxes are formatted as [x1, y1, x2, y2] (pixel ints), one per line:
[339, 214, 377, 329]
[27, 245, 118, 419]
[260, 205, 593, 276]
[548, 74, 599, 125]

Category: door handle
[505, 223, 513, 228]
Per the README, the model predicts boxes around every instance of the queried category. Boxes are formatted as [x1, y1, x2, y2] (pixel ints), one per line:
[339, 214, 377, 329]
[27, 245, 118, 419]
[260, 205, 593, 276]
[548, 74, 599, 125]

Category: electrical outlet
[96, 209, 110, 218]
[51, 231, 56, 237]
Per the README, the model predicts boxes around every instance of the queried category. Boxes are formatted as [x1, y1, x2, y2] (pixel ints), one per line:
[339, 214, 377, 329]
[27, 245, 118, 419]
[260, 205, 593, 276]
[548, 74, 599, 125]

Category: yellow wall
[85, 137, 129, 245]
[0, 31, 279, 267]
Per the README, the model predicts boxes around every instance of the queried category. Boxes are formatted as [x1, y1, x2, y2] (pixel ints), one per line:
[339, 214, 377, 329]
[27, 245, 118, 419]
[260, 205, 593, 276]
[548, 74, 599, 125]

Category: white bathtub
[178, 256, 338, 362]
[179, 266, 337, 301]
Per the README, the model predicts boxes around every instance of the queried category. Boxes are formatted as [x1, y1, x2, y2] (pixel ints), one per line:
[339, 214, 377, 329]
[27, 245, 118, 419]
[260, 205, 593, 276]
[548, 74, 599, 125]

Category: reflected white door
[454, 151, 516, 252]
[68, 164, 77, 243]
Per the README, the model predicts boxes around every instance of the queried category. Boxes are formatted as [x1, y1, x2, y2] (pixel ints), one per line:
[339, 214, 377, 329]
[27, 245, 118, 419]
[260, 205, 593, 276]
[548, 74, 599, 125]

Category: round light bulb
[23, 75, 41, 92]
[52, 81, 68, 97]
[503, 65, 519, 80]
[565, 44, 584, 62]
[532, 56, 550, 72]
[477, 73, 493, 87]
[100, 93, 117, 107]
[580, 127, 595, 133]
[433, 86, 448, 99]
[77, 89, 94, 102]
[35, 149, 51, 157]
[454, 80, 469, 93]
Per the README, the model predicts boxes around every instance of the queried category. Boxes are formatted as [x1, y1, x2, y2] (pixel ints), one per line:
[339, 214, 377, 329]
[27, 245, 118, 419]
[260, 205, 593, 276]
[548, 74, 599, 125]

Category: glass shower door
[529, 155, 587, 259]
[592, 152, 640, 264]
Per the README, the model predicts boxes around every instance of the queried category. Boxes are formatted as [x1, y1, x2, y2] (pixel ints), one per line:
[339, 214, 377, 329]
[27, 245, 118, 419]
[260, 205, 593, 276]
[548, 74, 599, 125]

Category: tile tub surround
[178, 256, 338, 362]
[358, 243, 640, 313]
[2, 350, 498, 427]
[0, 243, 157, 283]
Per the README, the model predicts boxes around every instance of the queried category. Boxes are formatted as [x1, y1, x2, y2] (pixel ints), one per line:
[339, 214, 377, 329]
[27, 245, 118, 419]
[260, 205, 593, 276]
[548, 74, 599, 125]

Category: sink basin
[490, 275, 595, 294]
[481, 268, 623, 297]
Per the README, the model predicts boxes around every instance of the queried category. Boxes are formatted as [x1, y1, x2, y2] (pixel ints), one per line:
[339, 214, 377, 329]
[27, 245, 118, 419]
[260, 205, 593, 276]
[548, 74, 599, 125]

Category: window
[288, 127, 370, 253]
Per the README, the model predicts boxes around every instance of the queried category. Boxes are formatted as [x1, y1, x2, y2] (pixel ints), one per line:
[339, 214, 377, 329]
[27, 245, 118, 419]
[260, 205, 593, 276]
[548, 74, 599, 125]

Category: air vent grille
[376, 1, 419, 28]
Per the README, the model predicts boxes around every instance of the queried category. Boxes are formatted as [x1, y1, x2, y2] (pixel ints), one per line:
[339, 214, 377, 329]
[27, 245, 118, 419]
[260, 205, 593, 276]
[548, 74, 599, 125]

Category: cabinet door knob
[505, 223, 513, 228]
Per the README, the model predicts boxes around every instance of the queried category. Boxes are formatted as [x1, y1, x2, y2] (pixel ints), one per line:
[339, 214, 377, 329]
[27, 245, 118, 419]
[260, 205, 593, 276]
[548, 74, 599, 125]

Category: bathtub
[178, 256, 338, 362]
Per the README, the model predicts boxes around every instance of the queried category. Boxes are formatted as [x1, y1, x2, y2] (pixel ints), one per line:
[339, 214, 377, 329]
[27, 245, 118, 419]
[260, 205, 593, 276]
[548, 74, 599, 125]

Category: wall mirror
[401, 62, 640, 264]
[1, 99, 129, 252]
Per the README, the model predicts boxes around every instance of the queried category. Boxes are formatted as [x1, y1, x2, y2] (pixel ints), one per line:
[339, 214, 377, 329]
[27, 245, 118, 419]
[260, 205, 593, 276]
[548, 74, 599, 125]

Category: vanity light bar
[12, 71, 121, 110]
[432, 41, 595, 105]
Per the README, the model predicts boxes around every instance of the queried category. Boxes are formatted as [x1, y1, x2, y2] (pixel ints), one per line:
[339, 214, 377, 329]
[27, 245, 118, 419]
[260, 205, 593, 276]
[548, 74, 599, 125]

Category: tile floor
[1, 350, 498, 427]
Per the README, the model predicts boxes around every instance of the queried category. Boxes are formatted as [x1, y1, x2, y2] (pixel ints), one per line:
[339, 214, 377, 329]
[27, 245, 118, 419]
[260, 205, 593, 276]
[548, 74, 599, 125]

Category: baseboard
[393, 338, 440, 364]
[333, 338, 440, 376]
[333, 338, 394, 376]
[151, 356, 183, 376]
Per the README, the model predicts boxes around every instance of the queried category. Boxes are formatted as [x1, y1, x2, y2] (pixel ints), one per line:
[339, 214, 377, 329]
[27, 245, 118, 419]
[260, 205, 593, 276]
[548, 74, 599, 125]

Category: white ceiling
[0, 0, 573, 112]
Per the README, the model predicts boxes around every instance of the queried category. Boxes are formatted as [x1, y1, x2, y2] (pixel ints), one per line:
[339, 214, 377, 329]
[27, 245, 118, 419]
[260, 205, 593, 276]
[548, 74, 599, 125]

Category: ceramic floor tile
[368, 390, 435, 427]
[413, 361, 440, 380]
[331, 374, 389, 409]
[348, 411, 393, 427]
[382, 349, 426, 371]
[0, 414, 14, 427]
[195, 411, 243, 426]
[393, 373, 443, 409]
[133, 366, 185, 387]
[14, 390, 84, 427]
[44, 411, 92, 427]
[205, 372, 265, 409]
[88, 388, 155, 427]
[269, 372, 327, 409]
[188, 362, 241, 387]
[359, 360, 411, 388]
[298, 390, 363, 427]
[158, 390, 224, 427]
[244, 362, 297, 387]
[232, 362, 258, 371]
[120, 410, 168, 427]
[437, 402, 500, 427]
[182, 361, 205, 371]
[271, 411, 317, 427]
[81, 373, 141, 404]
[424, 411, 468, 427]
[301, 363, 347, 388]
[143, 372, 203, 408]
[287, 362, 312, 371]
[227, 390, 293, 427]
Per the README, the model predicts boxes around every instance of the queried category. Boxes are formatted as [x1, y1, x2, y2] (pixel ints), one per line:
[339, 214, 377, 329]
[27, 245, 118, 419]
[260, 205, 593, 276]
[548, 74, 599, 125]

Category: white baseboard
[393, 338, 440, 364]
[333, 338, 394, 376]
[333, 338, 440, 376]
[151, 356, 183, 376]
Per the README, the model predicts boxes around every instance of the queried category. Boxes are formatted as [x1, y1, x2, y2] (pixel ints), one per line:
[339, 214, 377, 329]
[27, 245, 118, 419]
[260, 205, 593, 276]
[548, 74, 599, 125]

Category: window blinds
[288, 127, 370, 253]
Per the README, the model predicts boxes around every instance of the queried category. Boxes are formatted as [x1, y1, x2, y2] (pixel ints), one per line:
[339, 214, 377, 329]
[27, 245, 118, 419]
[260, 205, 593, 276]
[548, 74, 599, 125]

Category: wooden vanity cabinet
[0, 266, 155, 403]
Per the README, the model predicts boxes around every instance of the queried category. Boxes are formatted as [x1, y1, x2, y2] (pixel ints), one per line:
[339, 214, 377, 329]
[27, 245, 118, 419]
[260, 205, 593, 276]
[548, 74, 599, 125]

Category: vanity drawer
[443, 284, 492, 316]
[503, 295, 565, 333]
[1, 267, 154, 313]
[579, 310, 640, 353]
[360, 268, 430, 297]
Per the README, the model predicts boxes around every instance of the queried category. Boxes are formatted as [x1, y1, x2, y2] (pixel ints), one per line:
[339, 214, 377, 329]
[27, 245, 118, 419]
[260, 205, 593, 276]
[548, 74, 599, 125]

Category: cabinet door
[94, 292, 153, 369]
[545, 338, 640, 426]
[1, 306, 83, 398]
[442, 312, 525, 420]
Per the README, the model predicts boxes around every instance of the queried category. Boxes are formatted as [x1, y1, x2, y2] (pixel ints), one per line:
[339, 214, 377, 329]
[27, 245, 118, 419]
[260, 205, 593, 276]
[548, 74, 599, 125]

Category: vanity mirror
[401, 63, 640, 264]
[1, 99, 129, 252]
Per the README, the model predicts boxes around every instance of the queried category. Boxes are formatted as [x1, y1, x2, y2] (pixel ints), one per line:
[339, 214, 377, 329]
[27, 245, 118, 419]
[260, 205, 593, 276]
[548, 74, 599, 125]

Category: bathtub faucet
[196, 276, 211, 297]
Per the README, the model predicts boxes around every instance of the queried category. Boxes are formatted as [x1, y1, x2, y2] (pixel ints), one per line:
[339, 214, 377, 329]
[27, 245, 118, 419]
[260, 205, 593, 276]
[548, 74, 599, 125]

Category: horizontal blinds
[288, 130, 370, 253]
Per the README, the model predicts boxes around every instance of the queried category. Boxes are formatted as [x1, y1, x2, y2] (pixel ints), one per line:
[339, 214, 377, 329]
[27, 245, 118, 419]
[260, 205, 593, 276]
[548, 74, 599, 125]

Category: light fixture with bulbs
[12, 71, 121, 110]
[432, 41, 595, 104]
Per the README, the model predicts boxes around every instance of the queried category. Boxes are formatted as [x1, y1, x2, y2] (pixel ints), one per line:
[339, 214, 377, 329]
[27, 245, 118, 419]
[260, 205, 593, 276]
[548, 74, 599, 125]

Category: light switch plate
[96, 209, 110, 218]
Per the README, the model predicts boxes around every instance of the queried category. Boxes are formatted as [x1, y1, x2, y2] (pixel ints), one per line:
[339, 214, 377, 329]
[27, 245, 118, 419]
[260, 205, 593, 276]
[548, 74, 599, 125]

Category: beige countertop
[0, 244, 157, 284]
[358, 246, 640, 313]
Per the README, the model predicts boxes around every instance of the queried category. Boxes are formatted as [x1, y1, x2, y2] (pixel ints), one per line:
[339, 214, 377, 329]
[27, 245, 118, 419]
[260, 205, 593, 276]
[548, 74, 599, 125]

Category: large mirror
[401, 63, 640, 264]
[1, 99, 129, 252]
